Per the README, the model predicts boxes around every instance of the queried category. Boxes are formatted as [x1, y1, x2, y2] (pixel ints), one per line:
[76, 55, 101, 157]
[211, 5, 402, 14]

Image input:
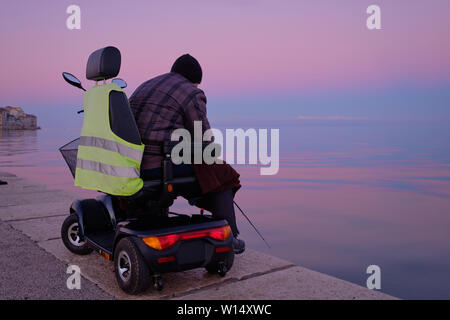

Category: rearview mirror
[112, 78, 127, 89]
[62, 72, 86, 91]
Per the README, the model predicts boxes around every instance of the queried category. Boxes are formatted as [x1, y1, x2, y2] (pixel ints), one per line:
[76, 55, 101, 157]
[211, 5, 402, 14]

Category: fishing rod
[233, 200, 271, 249]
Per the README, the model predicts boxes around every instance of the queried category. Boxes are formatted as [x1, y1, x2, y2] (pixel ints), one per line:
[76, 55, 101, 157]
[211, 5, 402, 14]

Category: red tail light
[143, 234, 179, 251]
[208, 225, 231, 241]
[142, 225, 232, 251]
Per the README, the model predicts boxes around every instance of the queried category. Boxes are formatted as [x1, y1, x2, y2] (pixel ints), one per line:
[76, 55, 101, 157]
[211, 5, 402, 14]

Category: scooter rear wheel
[205, 251, 234, 277]
[61, 214, 93, 255]
[114, 237, 151, 294]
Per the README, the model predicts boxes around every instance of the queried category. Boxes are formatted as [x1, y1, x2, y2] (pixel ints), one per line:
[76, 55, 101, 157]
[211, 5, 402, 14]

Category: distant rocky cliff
[0, 107, 40, 130]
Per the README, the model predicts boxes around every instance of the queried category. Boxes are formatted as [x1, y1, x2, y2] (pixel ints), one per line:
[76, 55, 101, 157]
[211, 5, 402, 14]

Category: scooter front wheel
[61, 214, 93, 255]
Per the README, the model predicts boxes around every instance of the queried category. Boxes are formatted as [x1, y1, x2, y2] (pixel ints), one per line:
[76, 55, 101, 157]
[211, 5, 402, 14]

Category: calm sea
[1, 113, 450, 299]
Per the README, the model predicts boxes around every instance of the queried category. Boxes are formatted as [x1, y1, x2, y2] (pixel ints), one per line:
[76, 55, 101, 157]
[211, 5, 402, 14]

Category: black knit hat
[171, 54, 203, 84]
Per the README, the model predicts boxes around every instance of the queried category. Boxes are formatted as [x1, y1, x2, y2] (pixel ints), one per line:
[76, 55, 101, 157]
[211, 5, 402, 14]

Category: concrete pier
[0, 171, 396, 300]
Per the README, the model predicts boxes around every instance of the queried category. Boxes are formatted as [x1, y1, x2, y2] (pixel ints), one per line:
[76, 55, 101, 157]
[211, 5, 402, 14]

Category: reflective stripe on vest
[79, 136, 143, 162]
[76, 158, 140, 178]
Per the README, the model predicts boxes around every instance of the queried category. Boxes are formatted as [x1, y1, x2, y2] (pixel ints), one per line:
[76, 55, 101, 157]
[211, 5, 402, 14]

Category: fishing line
[233, 200, 271, 249]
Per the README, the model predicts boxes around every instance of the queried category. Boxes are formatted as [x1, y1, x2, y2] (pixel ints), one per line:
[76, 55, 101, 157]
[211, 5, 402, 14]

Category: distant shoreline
[0, 106, 40, 130]
[0, 127, 41, 131]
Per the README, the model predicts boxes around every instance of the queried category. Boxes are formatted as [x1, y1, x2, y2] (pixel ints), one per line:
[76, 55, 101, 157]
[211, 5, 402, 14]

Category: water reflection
[0, 128, 95, 197]
[0, 130, 38, 156]
[1, 124, 450, 299]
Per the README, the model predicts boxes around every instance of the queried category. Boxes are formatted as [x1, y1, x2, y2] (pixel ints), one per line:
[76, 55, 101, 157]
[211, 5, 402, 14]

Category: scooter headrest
[86, 46, 121, 81]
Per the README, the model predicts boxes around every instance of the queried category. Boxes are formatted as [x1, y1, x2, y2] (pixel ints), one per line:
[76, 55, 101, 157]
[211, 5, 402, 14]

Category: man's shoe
[232, 237, 245, 254]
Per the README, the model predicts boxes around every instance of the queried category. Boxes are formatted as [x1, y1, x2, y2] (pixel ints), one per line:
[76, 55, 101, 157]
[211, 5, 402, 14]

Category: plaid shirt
[129, 72, 211, 170]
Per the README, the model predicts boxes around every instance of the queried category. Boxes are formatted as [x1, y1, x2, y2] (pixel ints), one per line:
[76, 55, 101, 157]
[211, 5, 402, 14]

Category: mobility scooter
[59, 47, 234, 294]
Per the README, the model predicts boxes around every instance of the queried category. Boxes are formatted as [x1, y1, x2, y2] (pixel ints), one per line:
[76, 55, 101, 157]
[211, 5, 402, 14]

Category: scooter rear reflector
[157, 256, 175, 263]
[142, 225, 231, 251]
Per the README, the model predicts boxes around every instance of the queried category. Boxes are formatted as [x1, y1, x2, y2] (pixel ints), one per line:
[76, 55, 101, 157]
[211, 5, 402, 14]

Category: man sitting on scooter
[129, 54, 245, 254]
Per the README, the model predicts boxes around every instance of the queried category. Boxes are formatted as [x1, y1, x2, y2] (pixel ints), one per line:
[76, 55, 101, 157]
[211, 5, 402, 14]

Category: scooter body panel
[115, 217, 233, 273]
[69, 198, 234, 275]
[70, 198, 115, 253]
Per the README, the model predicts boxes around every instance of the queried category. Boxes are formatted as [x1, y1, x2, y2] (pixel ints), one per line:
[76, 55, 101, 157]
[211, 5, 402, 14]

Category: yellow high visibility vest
[74, 83, 144, 196]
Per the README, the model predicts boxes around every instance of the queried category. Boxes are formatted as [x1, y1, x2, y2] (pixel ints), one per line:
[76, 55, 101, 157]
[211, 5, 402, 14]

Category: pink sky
[1, 0, 450, 107]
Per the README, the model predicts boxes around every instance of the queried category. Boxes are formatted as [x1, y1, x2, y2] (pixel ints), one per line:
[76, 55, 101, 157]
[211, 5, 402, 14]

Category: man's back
[129, 72, 210, 170]
[128, 55, 245, 252]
